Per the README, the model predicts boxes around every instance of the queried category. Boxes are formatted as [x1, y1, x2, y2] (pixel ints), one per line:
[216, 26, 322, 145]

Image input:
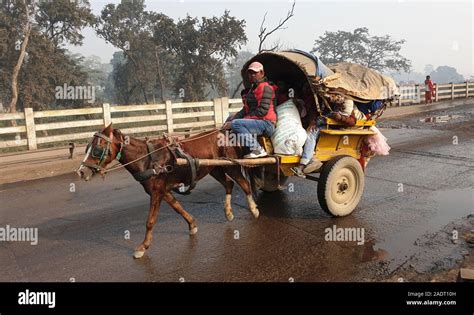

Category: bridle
[81, 132, 123, 173]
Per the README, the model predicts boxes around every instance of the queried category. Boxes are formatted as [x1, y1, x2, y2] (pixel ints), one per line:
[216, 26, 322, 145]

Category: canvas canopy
[323, 62, 399, 101]
[241, 51, 398, 111]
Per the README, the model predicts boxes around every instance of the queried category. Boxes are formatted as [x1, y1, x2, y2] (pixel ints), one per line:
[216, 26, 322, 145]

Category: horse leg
[210, 167, 235, 221]
[134, 193, 163, 259]
[163, 192, 198, 235]
[224, 166, 259, 219]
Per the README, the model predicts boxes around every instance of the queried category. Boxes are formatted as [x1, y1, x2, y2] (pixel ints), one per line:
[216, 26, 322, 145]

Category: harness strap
[132, 164, 174, 183]
[94, 132, 113, 143]
[147, 141, 159, 162]
[172, 146, 198, 195]
[82, 161, 105, 172]
[131, 140, 176, 183]
[132, 169, 158, 182]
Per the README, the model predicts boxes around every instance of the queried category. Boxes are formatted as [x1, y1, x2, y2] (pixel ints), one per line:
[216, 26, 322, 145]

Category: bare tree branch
[258, 1, 295, 52]
[9, 0, 32, 126]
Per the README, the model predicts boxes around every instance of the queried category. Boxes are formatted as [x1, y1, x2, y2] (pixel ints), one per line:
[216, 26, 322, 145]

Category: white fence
[397, 82, 473, 105]
[0, 98, 243, 151]
[0, 82, 473, 152]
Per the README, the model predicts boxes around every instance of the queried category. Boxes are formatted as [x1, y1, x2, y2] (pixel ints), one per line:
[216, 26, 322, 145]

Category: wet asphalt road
[1, 104, 473, 282]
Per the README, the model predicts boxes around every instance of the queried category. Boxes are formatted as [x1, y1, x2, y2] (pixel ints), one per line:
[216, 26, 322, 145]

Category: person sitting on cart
[291, 89, 367, 177]
[325, 91, 367, 126]
[275, 80, 290, 105]
[291, 84, 324, 177]
[223, 61, 277, 158]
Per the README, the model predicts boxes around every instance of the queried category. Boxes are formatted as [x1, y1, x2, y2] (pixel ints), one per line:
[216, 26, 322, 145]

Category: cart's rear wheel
[317, 156, 364, 216]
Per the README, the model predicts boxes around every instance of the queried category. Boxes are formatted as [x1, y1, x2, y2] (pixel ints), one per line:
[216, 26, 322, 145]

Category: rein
[101, 128, 222, 174]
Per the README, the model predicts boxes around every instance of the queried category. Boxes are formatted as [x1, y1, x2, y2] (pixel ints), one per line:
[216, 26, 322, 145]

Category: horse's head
[77, 123, 124, 181]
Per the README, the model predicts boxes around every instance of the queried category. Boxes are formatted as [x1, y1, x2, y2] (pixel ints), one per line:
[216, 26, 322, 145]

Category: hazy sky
[68, 0, 473, 78]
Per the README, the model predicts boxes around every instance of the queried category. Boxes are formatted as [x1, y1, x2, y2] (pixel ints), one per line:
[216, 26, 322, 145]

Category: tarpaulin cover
[323, 62, 399, 101]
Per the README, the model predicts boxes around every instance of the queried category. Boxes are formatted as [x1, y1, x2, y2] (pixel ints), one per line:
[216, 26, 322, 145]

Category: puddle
[360, 240, 389, 262]
[374, 188, 473, 271]
[420, 114, 463, 123]
[429, 187, 474, 228]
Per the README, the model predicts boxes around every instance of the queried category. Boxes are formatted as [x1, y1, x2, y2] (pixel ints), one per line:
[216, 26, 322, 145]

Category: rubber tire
[317, 155, 365, 217]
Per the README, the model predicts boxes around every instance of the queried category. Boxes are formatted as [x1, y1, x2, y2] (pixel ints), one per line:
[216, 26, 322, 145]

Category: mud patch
[420, 115, 463, 123]
[384, 215, 473, 282]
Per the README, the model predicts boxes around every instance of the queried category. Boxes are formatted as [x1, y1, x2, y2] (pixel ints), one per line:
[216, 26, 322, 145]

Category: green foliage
[312, 27, 411, 73]
[96, 1, 247, 104]
[0, 0, 96, 110]
[35, 0, 96, 46]
[166, 11, 247, 101]
[96, 0, 176, 104]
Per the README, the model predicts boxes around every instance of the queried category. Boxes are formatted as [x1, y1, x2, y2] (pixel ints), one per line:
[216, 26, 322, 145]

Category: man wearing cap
[224, 61, 277, 158]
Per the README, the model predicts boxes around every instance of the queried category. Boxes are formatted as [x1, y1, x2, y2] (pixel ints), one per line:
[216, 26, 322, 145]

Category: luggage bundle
[318, 62, 400, 120]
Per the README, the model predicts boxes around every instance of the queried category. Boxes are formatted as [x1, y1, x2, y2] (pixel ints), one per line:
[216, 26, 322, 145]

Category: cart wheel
[317, 156, 364, 217]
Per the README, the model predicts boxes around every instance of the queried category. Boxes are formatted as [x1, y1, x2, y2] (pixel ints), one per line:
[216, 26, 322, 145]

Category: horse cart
[175, 50, 398, 217]
[78, 50, 398, 258]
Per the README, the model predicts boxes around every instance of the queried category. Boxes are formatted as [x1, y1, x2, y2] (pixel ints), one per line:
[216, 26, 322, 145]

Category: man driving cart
[223, 61, 277, 158]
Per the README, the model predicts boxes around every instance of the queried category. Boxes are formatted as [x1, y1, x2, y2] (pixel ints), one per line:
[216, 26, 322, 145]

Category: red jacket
[425, 79, 435, 93]
[235, 80, 277, 123]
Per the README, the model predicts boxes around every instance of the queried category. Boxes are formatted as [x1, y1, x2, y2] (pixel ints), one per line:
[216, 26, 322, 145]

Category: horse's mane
[112, 128, 143, 144]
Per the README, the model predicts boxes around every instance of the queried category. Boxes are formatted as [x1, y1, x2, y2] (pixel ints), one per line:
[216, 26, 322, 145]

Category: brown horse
[77, 124, 259, 259]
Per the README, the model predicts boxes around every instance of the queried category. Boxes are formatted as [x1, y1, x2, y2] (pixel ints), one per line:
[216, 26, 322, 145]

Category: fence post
[451, 82, 454, 100]
[415, 84, 421, 104]
[221, 97, 229, 122]
[165, 100, 173, 134]
[213, 98, 223, 127]
[102, 103, 111, 127]
[24, 107, 37, 150]
[466, 82, 469, 98]
[435, 84, 439, 102]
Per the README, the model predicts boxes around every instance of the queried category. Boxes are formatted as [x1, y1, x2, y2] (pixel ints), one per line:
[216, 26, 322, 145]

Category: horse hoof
[252, 209, 260, 219]
[189, 227, 198, 235]
[226, 212, 234, 221]
[133, 250, 145, 259]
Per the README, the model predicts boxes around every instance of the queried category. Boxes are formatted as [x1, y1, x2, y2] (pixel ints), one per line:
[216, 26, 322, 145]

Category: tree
[18, 35, 89, 110]
[163, 11, 247, 101]
[96, 1, 246, 104]
[230, 1, 295, 98]
[226, 50, 254, 98]
[0, 0, 95, 113]
[78, 55, 112, 103]
[1, 0, 31, 119]
[311, 27, 411, 73]
[96, 0, 176, 104]
[429, 66, 464, 83]
[35, 0, 96, 47]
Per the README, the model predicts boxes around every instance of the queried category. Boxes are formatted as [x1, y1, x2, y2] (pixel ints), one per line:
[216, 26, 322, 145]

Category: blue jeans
[300, 117, 326, 165]
[231, 119, 275, 151]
